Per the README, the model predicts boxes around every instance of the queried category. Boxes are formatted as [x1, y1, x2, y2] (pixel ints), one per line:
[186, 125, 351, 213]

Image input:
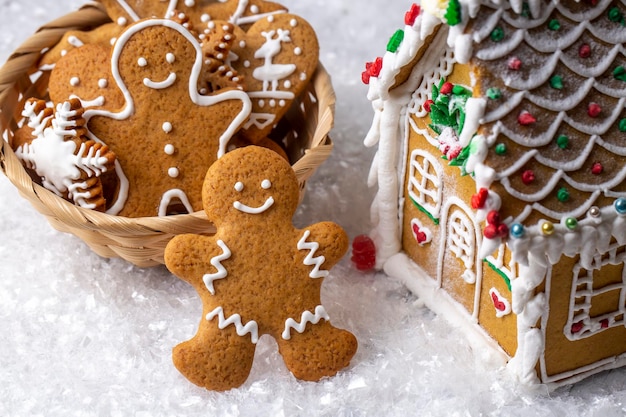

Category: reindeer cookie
[12, 98, 117, 212]
[164, 146, 357, 391]
[228, 13, 319, 143]
[85, 19, 251, 217]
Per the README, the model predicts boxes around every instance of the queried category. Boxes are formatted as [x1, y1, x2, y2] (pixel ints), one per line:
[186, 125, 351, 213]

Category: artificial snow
[2, 1, 626, 416]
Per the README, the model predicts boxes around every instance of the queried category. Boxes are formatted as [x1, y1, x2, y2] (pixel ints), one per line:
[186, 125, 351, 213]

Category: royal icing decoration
[233, 179, 275, 214]
[282, 306, 330, 340]
[297, 230, 329, 279]
[206, 306, 259, 344]
[203, 240, 232, 295]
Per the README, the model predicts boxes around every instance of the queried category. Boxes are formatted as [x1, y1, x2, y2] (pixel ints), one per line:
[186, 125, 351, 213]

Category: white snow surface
[2, 1, 626, 416]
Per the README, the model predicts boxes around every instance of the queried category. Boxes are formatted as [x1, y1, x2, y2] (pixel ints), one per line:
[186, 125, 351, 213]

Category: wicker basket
[0, 3, 335, 267]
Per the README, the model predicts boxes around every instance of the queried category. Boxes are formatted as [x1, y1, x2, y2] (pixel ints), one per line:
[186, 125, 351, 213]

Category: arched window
[407, 149, 443, 224]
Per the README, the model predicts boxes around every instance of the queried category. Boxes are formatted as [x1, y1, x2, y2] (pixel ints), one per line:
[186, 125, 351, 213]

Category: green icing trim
[614, 66, 626, 82]
[608, 7, 625, 25]
[484, 258, 512, 291]
[556, 135, 569, 149]
[557, 187, 570, 202]
[387, 29, 405, 53]
[409, 197, 440, 225]
[619, 118, 626, 132]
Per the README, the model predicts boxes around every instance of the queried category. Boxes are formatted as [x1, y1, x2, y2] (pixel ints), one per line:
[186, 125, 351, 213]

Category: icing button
[168, 167, 180, 178]
[614, 198, 626, 215]
[164, 144, 176, 155]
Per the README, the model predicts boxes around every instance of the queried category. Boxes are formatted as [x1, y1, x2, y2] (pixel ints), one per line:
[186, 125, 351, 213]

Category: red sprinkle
[508, 56, 522, 70]
[424, 99, 434, 112]
[361, 70, 371, 85]
[522, 170, 535, 185]
[579, 44, 591, 58]
[369, 57, 383, 77]
[405, 3, 421, 26]
[591, 162, 603, 175]
[351, 235, 376, 271]
[440, 82, 453, 95]
[518, 111, 537, 126]
[471, 188, 489, 209]
[588, 102, 602, 118]
[483, 224, 498, 239]
[486, 210, 500, 226]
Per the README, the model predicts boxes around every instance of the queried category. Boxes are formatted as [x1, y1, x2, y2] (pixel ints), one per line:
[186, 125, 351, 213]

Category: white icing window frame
[447, 208, 476, 284]
[565, 243, 626, 341]
[407, 149, 443, 224]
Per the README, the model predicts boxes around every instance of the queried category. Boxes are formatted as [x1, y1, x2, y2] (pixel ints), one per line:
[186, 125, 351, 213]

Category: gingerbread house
[363, 0, 626, 387]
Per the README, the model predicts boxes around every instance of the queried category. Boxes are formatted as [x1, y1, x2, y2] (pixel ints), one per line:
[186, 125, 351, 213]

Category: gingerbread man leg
[173, 318, 256, 391]
[276, 319, 358, 382]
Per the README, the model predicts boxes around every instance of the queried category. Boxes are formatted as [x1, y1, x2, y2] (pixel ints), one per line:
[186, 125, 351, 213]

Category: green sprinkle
[549, 75, 563, 90]
[614, 66, 626, 82]
[557, 187, 570, 202]
[486, 87, 502, 100]
[608, 7, 625, 25]
[490, 26, 504, 42]
[387, 29, 405, 53]
[548, 19, 561, 31]
[444, 0, 462, 25]
[565, 217, 578, 230]
[557, 135, 569, 149]
[495, 143, 507, 155]
[619, 118, 626, 132]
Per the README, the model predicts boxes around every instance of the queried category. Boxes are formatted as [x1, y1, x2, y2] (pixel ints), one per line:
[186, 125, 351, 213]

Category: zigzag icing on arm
[297, 230, 329, 279]
[281, 305, 329, 340]
[202, 240, 231, 295]
[206, 306, 259, 344]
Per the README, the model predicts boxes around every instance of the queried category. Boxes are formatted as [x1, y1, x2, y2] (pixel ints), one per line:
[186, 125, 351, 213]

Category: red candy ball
[351, 235, 376, 271]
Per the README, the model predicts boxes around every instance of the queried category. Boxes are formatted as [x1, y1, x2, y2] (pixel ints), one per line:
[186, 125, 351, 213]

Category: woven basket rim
[0, 3, 336, 266]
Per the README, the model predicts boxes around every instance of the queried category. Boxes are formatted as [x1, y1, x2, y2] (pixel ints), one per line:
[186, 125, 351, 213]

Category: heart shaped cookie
[225, 13, 319, 143]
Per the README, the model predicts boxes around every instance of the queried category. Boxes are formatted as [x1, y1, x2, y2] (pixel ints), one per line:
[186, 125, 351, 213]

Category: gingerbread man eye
[261, 179, 272, 190]
[166, 53, 175, 64]
[234, 182, 244, 192]
[138, 57, 148, 67]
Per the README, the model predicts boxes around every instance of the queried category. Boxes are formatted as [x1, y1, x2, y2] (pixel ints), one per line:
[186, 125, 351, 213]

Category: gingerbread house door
[437, 198, 481, 317]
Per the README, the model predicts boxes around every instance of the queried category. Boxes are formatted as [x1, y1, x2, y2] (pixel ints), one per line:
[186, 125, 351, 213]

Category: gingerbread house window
[447, 208, 476, 284]
[407, 149, 443, 224]
[565, 244, 626, 341]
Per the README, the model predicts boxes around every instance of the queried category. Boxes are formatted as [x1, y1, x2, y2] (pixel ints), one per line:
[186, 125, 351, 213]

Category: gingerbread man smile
[232, 179, 274, 214]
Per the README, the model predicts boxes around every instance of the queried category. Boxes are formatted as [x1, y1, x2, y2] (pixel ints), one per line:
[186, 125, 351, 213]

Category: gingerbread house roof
[364, 0, 626, 261]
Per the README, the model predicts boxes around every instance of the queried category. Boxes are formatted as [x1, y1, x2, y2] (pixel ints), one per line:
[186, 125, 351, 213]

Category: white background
[2, 1, 626, 416]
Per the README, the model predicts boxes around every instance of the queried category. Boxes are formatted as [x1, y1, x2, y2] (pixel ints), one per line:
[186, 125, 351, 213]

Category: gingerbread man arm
[165, 234, 230, 291]
[297, 221, 349, 274]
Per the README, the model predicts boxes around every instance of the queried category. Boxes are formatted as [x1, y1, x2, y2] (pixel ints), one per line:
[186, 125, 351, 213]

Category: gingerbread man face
[202, 143, 299, 225]
[164, 146, 357, 391]
[85, 19, 252, 217]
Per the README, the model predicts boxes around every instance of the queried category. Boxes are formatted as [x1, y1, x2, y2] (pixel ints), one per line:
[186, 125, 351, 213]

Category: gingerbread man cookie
[49, 44, 125, 111]
[164, 146, 357, 391]
[85, 19, 252, 217]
